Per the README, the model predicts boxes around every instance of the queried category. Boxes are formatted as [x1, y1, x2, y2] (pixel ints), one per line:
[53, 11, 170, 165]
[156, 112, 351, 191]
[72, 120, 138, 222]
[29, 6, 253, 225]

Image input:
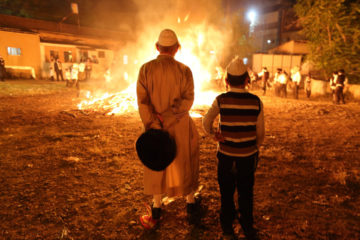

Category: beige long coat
[137, 54, 199, 197]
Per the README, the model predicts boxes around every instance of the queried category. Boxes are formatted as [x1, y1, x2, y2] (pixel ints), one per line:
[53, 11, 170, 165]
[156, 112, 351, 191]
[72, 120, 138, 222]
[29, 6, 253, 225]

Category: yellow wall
[0, 30, 41, 78]
[44, 45, 77, 63]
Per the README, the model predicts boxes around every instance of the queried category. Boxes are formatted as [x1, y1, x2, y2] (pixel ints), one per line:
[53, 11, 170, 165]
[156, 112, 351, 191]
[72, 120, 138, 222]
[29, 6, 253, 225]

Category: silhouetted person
[258, 67, 269, 95]
[203, 57, 264, 240]
[305, 74, 312, 98]
[0, 56, 6, 82]
[137, 29, 200, 229]
[291, 66, 301, 99]
[335, 69, 346, 104]
[329, 71, 338, 104]
[85, 58, 92, 81]
[54, 59, 64, 81]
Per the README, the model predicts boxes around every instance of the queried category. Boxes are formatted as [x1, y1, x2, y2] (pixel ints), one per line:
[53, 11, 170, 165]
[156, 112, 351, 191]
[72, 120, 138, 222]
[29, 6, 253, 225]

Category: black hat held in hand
[136, 129, 177, 171]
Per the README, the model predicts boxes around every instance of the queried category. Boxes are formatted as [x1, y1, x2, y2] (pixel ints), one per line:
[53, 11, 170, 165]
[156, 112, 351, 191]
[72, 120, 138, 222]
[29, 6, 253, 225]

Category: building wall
[0, 30, 41, 78]
[252, 53, 302, 78]
[40, 42, 114, 80]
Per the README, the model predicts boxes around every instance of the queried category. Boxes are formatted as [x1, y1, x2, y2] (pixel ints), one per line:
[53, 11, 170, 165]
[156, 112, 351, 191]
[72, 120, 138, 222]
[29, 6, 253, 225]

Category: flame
[77, 84, 138, 115]
[184, 13, 190, 22]
[77, 22, 227, 118]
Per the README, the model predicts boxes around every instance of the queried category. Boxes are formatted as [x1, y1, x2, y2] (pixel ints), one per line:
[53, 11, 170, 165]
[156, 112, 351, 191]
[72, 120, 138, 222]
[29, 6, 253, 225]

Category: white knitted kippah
[157, 29, 179, 47]
[226, 56, 247, 76]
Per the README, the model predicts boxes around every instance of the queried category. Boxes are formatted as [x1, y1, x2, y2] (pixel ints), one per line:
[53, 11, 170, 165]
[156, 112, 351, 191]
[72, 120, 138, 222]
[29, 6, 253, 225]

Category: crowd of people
[49, 57, 92, 90]
[250, 66, 348, 104]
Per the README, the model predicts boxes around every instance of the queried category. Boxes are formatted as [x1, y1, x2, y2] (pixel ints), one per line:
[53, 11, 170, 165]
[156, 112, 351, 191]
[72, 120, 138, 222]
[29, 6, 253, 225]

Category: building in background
[224, 0, 301, 53]
[0, 14, 133, 79]
[250, 0, 301, 52]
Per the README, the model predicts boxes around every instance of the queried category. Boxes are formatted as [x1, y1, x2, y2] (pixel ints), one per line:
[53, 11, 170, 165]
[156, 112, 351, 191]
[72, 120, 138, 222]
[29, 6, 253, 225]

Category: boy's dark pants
[217, 152, 257, 234]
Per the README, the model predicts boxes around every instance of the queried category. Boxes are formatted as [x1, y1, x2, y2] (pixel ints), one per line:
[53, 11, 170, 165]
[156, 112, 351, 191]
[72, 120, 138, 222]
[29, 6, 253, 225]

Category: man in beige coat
[137, 29, 200, 229]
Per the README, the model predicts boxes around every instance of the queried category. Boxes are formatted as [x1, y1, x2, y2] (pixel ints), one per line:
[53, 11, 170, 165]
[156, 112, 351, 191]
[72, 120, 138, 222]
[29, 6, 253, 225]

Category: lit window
[243, 58, 248, 65]
[123, 55, 128, 65]
[98, 51, 105, 58]
[7, 47, 21, 56]
[64, 51, 73, 63]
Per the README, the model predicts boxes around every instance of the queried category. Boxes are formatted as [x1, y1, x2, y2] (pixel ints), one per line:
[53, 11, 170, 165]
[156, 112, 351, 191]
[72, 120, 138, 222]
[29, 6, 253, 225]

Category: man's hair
[333, 71, 338, 74]
[339, 69, 345, 74]
[227, 72, 249, 86]
[156, 43, 180, 55]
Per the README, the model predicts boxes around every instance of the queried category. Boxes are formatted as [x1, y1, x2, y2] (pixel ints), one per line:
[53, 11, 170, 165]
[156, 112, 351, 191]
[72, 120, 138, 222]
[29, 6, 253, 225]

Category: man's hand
[214, 131, 225, 143]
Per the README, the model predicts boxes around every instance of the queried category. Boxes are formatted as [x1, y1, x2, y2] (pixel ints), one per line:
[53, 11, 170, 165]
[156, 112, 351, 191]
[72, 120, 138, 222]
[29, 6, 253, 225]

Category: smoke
[100, 0, 237, 94]
[78, 0, 244, 112]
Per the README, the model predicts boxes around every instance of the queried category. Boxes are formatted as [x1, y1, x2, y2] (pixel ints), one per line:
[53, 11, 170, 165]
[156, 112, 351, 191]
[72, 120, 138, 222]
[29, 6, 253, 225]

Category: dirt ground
[0, 81, 359, 240]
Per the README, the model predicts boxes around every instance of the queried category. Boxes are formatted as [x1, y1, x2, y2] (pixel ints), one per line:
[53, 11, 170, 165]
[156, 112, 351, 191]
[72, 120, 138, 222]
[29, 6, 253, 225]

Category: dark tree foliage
[0, 0, 69, 21]
[295, 0, 360, 83]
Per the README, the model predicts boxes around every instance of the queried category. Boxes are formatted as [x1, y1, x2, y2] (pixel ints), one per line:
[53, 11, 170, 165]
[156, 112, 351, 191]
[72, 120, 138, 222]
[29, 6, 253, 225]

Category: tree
[294, 0, 360, 83]
[0, 0, 69, 21]
[221, 9, 256, 67]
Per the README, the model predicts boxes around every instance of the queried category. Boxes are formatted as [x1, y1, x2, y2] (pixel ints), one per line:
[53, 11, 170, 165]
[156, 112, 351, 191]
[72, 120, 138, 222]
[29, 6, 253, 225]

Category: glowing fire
[78, 18, 227, 118]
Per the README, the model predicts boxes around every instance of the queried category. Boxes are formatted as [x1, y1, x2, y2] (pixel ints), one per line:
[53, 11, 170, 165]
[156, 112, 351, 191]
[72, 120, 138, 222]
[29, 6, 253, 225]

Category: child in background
[202, 56, 265, 240]
[71, 63, 79, 90]
[65, 68, 71, 87]
[305, 73, 312, 98]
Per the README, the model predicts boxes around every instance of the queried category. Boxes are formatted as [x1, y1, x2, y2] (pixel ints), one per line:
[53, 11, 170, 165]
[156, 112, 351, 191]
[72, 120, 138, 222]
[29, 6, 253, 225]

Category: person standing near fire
[85, 58, 92, 81]
[49, 57, 55, 81]
[136, 29, 200, 229]
[335, 69, 347, 104]
[304, 73, 312, 98]
[258, 67, 269, 95]
[273, 68, 282, 97]
[70, 63, 79, 88]
[202, 56, 264, 240]
[78, 60, 86, 82]
[279, 70, 288, 98]
[0, 56, 6, 82]
[291, 66, 301, 99]
[65, 68, 71, 86]
[54, 59, 64, 81]
[329, 71, 338, 104]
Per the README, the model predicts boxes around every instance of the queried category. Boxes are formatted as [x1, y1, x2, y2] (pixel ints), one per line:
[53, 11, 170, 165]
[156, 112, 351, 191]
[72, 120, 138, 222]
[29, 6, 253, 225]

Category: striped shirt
[203, 88, 265, 158]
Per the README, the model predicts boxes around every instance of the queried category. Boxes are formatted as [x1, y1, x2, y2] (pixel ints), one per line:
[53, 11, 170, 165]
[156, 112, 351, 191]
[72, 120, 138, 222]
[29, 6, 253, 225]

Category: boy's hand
[156, 113, 164, 123]
[214, 131, 225, 143]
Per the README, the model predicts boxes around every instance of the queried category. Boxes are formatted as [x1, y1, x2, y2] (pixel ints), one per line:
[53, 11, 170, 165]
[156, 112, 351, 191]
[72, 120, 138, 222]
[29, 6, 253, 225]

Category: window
[50, 50, 59, 60]
[7, 47, 21, 56]
[80, 50, 88, 62]
[64, 51, 73, 63]
[98, 51, 105, 58]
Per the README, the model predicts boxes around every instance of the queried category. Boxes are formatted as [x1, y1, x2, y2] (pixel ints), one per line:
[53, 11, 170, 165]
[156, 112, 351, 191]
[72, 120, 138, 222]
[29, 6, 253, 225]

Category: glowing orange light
[77, 23, 227, 117]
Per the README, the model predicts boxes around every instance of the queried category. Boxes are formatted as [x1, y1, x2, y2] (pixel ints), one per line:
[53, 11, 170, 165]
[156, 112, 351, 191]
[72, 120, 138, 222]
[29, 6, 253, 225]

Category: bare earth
[0, 86, 359, 240]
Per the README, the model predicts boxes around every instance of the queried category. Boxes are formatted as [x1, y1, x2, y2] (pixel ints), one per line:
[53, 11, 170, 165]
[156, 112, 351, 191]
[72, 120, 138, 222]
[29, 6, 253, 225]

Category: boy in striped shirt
[203, 56, 265, 240]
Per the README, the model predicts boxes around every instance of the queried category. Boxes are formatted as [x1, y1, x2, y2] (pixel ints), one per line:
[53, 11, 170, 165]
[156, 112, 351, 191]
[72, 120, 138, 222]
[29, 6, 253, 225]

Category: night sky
[0, 0, 298, 31]
[0, 0, 138, 30]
